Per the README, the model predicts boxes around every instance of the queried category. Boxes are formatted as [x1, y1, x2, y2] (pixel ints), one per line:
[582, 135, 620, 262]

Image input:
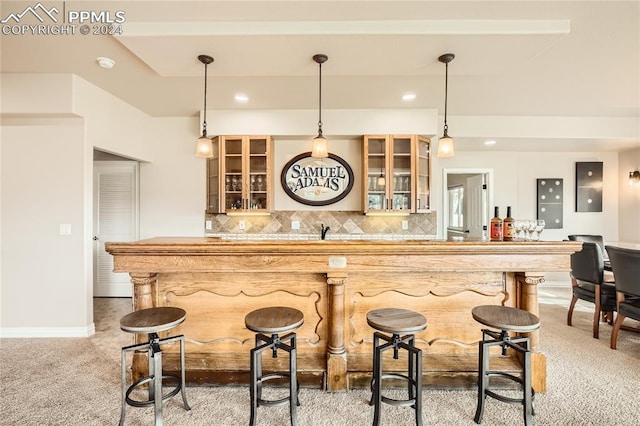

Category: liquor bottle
[503, 206, 515, 241]
[490, 206, 503, 241]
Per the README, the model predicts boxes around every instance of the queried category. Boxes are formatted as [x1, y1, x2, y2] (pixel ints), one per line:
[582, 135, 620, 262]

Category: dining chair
[605, 245, 640, 349]
[568, 235, 612, 272]
[567, 242, 616, 339]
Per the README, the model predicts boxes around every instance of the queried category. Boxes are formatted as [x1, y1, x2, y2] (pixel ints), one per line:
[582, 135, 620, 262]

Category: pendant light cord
[202, 62, 208, 136]
[317, 60, 323, 137]
[443, 61, 448, 134]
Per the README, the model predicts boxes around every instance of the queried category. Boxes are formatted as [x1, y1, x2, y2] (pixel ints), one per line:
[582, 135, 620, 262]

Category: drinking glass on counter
[513, 219, 546, 241]
[534, 219, 545, 241]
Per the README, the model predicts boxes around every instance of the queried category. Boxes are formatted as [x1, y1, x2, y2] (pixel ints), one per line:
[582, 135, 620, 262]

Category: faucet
[321, 224, 331, 240]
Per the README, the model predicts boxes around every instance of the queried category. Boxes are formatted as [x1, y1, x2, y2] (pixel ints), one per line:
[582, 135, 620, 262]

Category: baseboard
[0, 323, 95, 338]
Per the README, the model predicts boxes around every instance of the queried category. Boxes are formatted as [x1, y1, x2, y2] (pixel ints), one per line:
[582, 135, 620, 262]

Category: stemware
[250, 175, 256, 191]
[256, 175, 264, 191]
[231, 175, 238, 191]
[513, 220, 523, 241]
[535, 219, 545, 241]
[527, 220, 537, 241]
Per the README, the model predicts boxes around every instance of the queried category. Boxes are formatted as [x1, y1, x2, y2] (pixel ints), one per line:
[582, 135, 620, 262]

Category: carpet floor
[1, 286, 639, 425]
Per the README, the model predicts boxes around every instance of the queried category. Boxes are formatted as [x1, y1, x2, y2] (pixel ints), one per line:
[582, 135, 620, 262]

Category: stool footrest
[125, 374, 182, 408]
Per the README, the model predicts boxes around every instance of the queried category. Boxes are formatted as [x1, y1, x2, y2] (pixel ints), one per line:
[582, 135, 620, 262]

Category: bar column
[326, 272, 348, 391]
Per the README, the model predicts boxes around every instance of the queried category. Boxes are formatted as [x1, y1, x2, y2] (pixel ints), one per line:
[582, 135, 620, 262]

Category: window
[448, 185, 464, 228]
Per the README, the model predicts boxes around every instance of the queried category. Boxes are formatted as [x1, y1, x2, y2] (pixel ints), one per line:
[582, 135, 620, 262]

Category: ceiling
[1, 0, 639, 152]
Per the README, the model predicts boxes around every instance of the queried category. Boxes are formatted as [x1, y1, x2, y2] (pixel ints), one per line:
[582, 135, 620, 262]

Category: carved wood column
[326, 272, 348, 391]
[131, 272, 158, 312]
[129, 272, 158, 381]
[517, 272, 547, 392]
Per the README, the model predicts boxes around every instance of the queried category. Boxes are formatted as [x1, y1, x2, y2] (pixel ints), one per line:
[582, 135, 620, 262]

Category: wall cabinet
[206, 136, 272, 214]
[362, 135, 430, 214]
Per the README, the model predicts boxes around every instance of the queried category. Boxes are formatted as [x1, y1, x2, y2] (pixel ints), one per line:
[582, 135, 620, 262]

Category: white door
[466, 174, 487, 239]
[93, 161, 139, 297]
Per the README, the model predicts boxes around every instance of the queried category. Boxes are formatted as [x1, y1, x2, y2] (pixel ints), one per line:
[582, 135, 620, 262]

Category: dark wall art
[537, 178, 563, 229]
[575, 161, 603, 212]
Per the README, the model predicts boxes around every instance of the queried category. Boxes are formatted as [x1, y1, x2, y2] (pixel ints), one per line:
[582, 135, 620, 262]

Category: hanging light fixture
[311, 54, 329, 158]
[437, 53, 455, 158]
[629, 170, 640, 186]
[196, 54, 215, 158]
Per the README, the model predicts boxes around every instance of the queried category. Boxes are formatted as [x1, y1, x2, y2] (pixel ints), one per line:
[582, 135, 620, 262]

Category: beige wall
[618, 147, 640, 242]
[1, 74, 154, 336]
[433, 150, 620, 242]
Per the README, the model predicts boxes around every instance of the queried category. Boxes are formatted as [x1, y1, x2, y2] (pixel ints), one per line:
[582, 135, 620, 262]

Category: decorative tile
[205, 210, 437, 240]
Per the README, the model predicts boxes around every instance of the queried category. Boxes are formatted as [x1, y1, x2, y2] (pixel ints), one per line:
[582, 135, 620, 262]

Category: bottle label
[503, 222, 515, 240]
[491, 222, 503, 241]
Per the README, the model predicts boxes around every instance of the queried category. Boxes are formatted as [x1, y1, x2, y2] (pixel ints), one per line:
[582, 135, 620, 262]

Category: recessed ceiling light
[484, 140, 497, 145]
[96, 57, 115, 69]
[402, 92, 416, 102]
[234, 93, 249, 103]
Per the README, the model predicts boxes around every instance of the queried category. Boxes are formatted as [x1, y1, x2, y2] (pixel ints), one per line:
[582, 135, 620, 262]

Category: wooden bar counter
[105, 237, 581, 393]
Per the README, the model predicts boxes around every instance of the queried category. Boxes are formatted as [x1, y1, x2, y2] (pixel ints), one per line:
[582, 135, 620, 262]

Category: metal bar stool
[471, 305, 540, 426]
[367, 308, 428, 426]
[119, 307, 191, 426]
[245, 306, 304, 426]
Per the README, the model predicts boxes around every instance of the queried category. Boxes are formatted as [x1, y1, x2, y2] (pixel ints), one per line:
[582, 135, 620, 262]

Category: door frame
[442, 168, 494, 240]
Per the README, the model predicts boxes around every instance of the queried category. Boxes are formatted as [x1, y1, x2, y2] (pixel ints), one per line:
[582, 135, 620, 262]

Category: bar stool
[119, 307, 191, 426]
[471, 305, 540, 426]
[245, 306, 304, 426]
[367, 308, 427, 426]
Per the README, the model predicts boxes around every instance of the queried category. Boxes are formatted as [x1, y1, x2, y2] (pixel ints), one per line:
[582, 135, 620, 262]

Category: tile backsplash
[205, 211, 437, 239]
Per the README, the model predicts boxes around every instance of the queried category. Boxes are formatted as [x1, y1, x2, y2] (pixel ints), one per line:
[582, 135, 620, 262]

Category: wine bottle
[490, 206, 503, 241]
[503, 206, 515, 241]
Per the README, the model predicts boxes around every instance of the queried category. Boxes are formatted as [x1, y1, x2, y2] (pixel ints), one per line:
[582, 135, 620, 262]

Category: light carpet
[1, 293, 639, 425]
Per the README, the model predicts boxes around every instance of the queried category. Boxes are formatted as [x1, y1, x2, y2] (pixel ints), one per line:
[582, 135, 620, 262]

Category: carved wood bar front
[105, 237, 581, 393]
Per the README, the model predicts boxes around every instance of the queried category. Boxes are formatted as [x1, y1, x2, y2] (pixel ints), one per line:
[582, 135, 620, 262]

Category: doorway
[93, 159, 139, 297]
[442, 168, 493, 240]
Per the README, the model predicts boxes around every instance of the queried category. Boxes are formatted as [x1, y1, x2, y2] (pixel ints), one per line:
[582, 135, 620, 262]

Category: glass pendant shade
[437, 134, 455, 158]
[377, 175, 386, 186]
[196, 134, 214, 158]
[311, 134, 328, 158]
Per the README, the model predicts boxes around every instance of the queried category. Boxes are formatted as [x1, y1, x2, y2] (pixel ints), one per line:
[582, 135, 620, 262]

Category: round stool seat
[367, 308, 427, 334]
[120, 307, 186, 334]
[245, 306, 304, 334]
[472, 305, 540, 333]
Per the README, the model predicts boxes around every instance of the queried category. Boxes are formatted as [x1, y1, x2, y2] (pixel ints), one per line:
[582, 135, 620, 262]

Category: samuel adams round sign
[281, 152, 354, 206]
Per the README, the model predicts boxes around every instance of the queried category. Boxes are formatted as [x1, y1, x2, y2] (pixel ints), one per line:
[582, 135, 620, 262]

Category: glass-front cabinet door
[415, 136, 431, 212]
[363, 135, 430, 214]
[206, 135, 271, 214]
[364, 136, 388, 212]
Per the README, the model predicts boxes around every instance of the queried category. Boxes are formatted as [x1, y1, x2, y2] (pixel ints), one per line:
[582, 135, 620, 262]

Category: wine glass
[527, 220, 537, 241]
[256, 175, 263, 191]
[225, 176, 231, 191]
[250, 175, 256, 191]
[535, 219, 545, 241]
[514, 219, 523, 241]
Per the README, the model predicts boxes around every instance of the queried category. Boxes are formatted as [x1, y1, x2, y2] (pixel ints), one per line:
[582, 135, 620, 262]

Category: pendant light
[437, 53, 455, 158]
[311, 54, 329, 158]
[196, 54, 215, 158]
